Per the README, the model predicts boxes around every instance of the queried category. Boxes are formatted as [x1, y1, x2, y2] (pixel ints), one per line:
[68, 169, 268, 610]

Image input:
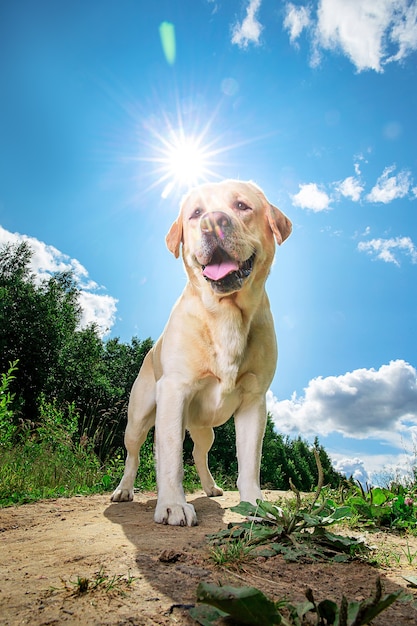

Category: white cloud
[283, 3, 311, 44]
[331, 450, 417, 487]
[267, 360, 417, 442]
[332, 457, 370, 485]
[284, 0, 417, 72]
[291, 182, 331, 211]
[0, 225, 117, 337]
[371, 451, 417, 486]
[387, 0, 417, 63]
[231, 0, 263, 48]
[358, 236, 417, 266]
[336, 176, 364, 202]
[78, 292, 118, 335]
[291, 161, 415, 216]
[366, 165, 411, 203]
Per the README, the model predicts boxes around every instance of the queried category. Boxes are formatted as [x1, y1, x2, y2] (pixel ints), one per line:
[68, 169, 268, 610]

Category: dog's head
[166, 180, 292, 295]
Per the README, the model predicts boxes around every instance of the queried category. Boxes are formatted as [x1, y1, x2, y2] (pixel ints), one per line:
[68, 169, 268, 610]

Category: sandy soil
[1, 490, 416, 625]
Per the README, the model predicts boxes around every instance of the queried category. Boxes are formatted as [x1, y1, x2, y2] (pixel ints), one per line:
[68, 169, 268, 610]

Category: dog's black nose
[200, 212, 232, 239]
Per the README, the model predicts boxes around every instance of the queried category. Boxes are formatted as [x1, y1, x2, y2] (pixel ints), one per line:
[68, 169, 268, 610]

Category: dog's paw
[154, 502, 198, 526]
[206, 485, 223, 497]
[110, 488, 134, 502]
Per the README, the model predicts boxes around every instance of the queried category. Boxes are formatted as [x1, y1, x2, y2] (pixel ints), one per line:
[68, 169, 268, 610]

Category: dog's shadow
[103, 493, 229, 606]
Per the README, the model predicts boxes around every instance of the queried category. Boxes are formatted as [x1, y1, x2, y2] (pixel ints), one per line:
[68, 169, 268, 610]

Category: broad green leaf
[196, 582, 282, 626]
[369, 504, 391, 519]
[331, 554, 350, 563]
[249, 525, 284, 541]
[402, 575, 417, 588]
[354, 589, 402, 624]
[189, 603, 228, 625]
[371, 487, 389, 506]
[353, 503, 373, 519]
[287, 600, 314, 626]
[256, 500, 284, 520]
[300, 512, 323, 526]
[317, 598, 338, 623]
[326, 505, 353, 521]
[346, 600, 361, 623]
[230, 501, 259, 517]
[347, 495, 366, 505]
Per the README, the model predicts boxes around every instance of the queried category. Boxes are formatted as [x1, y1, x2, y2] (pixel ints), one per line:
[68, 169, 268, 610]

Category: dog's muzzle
[198, 211, 256, 294]
[202, 251, 256, 294]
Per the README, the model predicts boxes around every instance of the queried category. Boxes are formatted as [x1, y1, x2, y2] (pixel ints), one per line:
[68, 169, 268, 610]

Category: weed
[0, 399, 104, 506]
[400, 540, 417, 566]
[210, 539, 252, 568]
[372, 545, 402, 568]
[338, 481, 417, 531]
[208, 450, 367, 565]
[190, 577, 402, 626]
[59, 567, 137, 596]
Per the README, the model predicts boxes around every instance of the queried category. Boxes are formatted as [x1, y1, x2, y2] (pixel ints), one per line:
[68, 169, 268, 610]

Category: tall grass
[0, 363, 200, 506]
[0, 396, 104, 505]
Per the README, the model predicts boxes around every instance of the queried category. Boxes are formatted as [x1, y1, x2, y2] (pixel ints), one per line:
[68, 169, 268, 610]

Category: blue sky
[1, 0, 416, 485]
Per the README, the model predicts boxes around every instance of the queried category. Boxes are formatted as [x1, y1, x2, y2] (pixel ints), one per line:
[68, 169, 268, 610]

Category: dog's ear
[247, 180, 292, 245]
[266, 204, 292, 245]
[166, 218, 183, 258]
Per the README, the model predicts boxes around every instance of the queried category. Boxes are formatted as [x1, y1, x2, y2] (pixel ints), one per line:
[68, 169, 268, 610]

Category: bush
[0, 398, 103, 506]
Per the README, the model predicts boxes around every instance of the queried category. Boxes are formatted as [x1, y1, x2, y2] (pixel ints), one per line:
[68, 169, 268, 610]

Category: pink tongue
[203, 260, 239, 281]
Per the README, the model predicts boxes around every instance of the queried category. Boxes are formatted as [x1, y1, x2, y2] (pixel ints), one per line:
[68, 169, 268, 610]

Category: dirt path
[1, 491, 416, 625]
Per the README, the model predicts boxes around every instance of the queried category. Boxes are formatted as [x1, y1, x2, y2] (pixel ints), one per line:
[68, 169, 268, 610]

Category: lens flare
[159, 22, 176, 65]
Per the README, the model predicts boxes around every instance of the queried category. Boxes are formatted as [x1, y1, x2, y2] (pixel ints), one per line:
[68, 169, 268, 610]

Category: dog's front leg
[153, 379, 198, 526]
[234, 396, 267, 505]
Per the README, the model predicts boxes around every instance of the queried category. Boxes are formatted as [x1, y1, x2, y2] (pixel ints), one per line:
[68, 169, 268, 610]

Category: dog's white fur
[111, 180, 292, 526]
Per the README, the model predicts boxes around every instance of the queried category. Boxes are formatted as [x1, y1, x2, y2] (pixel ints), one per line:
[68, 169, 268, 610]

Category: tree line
[0, 241, 342, 491]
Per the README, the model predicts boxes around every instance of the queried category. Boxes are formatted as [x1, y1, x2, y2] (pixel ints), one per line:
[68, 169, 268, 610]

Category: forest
[0, 241, 342, 505]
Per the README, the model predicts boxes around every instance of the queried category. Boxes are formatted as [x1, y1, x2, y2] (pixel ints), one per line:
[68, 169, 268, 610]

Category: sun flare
[150, 125, 223, 198]
[135, 100, 264, 199]
[136, 104, 233, 199]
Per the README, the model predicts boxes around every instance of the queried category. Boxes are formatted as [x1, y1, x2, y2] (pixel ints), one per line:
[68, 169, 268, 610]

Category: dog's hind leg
[189, 426, 223, 497]
[111, 351, 156, 503]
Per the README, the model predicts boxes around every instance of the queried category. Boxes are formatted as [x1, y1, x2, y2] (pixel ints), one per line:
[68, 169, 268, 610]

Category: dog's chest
[207, 306, 248, 392]
[188, 377, 242, 428]
[187, 328, 248, 427]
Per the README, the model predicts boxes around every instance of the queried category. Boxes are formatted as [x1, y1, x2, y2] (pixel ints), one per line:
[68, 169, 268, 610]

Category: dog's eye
[234, 201, 251, 211]
[190, 207, 203, 219]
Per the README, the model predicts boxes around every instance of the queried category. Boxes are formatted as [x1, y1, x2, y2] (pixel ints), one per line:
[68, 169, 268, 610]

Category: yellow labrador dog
[111, 180, 291, 526]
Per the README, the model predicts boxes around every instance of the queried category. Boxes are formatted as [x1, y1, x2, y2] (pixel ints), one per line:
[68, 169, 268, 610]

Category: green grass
[0, 392, 202, 507]
[0, 441, 202, 507]
[0, 432, 202, 507]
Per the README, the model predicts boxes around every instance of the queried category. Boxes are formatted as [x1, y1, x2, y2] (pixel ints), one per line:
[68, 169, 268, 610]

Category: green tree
[45, 330, 153, 458]
[0, 242, 80, 420]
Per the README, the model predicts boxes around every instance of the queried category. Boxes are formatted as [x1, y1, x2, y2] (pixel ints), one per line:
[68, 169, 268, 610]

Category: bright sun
[167, 135, 207, 186]
[151, 126, 221, 198]
[136, 101, 260, 199]
[137, 105, 231, 198]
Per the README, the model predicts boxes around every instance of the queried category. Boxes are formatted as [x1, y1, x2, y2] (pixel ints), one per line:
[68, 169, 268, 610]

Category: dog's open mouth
[201, 250, 256, 293]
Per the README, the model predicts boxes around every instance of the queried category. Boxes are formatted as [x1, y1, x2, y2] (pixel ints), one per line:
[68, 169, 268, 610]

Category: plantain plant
[209, 450, 367, 564]
[190, 577, 402, 626]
